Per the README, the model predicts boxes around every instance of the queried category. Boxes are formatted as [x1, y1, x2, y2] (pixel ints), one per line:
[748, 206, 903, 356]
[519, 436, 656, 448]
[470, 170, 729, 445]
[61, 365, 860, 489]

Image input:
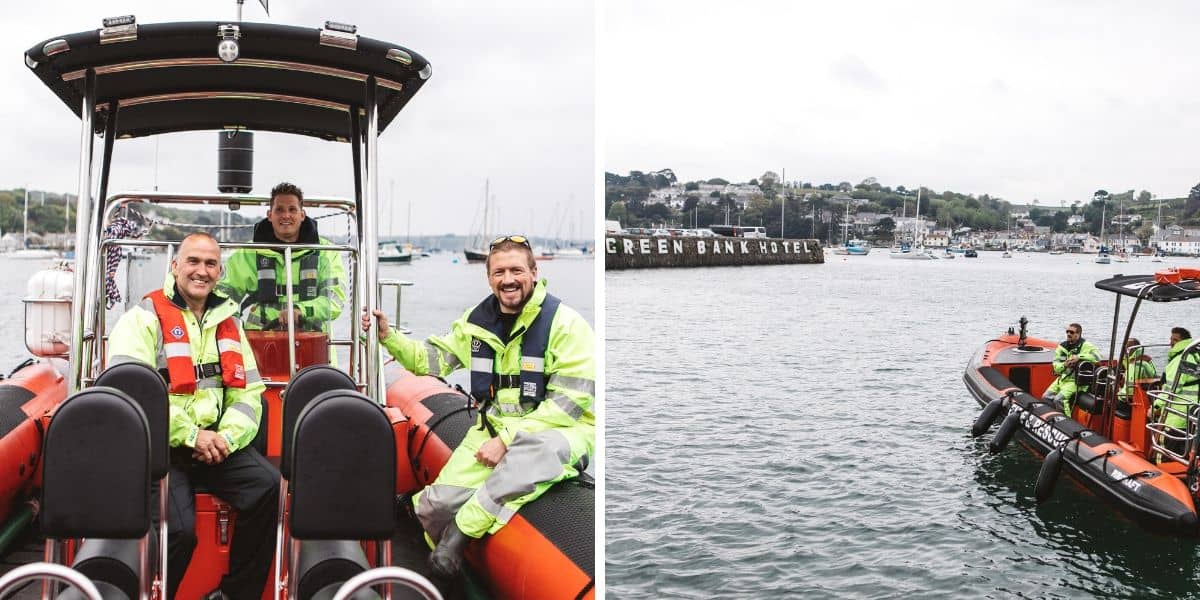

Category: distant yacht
[378, 242, 412, 263]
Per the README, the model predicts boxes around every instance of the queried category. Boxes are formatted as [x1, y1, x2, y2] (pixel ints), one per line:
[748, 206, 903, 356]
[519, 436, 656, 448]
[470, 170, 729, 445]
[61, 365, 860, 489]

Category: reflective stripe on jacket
[108, 285, 265, 451]
[381, 279, 595, 446]
[146, 289, 246, 394]
[217, 238, 346, 333]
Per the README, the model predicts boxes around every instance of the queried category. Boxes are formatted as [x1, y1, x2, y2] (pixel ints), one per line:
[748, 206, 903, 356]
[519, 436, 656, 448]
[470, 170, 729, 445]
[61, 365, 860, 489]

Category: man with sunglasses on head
[363, 235, 594, 580]
[1042, 322, 1100, 414]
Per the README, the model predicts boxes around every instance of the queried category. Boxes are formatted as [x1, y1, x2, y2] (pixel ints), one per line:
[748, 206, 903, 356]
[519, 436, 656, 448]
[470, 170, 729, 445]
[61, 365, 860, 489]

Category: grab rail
[0, 563, 102, 600]
[1145, 389, 1199, 466]
[330, 567, 442, 600]
[378, 279, 414, 335]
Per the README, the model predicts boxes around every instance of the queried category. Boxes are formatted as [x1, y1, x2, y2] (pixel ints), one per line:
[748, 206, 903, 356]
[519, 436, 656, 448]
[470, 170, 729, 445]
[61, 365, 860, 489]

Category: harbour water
[0, 251, 595, 380]
[606, 250, 1200, 598]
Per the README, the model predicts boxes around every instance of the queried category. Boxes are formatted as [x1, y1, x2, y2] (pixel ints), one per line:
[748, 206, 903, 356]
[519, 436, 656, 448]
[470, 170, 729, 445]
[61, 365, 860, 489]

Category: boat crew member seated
[108, 232, 279, 600]
[1042, 323, 1100, 414]
[1120, 337, 1158, 400]
[362, 234, 595, 579]
[1152, 327, 1199, 455]
[217, 182, 347, 335]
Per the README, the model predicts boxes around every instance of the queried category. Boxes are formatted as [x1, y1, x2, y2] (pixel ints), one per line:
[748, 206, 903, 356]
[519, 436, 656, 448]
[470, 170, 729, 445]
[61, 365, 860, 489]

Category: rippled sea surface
[606, 250, 1200, 599]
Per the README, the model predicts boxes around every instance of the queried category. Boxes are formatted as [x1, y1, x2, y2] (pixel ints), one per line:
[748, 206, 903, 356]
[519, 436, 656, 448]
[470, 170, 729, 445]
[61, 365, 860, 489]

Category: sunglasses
[490, 235, 531, 250]
[1066, 330, 1079, 335]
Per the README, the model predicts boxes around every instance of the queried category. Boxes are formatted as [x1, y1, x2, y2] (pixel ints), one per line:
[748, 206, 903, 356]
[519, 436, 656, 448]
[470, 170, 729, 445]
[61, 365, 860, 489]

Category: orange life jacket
[145, 289, 246, 394]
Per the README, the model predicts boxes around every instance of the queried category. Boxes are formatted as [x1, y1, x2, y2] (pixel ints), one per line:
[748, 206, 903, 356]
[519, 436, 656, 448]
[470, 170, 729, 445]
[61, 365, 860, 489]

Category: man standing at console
[218, 182, 346, 334]
[363, 235, 594, 578]
[109, 232, 278, 600]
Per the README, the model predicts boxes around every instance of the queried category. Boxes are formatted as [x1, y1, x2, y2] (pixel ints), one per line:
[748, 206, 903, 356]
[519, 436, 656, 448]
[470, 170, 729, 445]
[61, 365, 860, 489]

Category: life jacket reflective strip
[145, 289, 247, 394]
[255, 251, 319, 304]
[466, 294, 562, 408]
[518, 294, 560, 402]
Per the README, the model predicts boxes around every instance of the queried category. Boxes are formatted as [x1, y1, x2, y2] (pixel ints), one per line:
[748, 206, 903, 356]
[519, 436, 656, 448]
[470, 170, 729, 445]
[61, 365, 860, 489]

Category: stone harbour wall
[605, 235, 825, 269]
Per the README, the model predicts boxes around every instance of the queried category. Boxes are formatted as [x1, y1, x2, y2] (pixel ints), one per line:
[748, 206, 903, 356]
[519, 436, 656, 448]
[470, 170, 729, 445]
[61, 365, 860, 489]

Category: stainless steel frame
[58, 53, 411, 598]
[61, 58, 405, 92]
[102, 91, 355, 114]
[0, 563, 103, 600]
[67, 69, 96, 395]
[1146, 339, 1200, 466]
[330, 566, 442, 600]
[363, 76, 382, 401]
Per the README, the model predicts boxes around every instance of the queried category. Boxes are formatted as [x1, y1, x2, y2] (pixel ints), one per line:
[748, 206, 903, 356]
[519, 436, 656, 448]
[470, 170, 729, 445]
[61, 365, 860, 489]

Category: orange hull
[386, 369, 594, 599]
[966, 334, 1199, 535]
[0, 361, 67, 525]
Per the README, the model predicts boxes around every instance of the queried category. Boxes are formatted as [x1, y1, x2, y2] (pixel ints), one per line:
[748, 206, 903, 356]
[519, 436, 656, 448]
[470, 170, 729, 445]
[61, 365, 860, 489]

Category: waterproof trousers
[1043, 376, 1082, 414]
[153, 447, 280, 600]
[415, 421, 593, 541]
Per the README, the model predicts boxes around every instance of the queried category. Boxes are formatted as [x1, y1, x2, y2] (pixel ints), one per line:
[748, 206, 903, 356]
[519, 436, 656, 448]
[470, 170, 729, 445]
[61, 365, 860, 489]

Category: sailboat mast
[914, 187, 921, 245]
[1100, 201, 1106, 247]
[1118, 194, 1125, 250]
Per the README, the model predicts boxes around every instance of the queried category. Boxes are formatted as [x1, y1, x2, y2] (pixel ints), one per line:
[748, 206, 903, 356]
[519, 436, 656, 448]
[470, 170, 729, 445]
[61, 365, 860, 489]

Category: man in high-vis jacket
[363, 235, 594, 579]
[1155, 327, 1199, 433]
[1041, 322, 1101, 414]
[1120, 337, 1157, 400]
[109, 232, 278, 600]
[217, 182, 346, 334]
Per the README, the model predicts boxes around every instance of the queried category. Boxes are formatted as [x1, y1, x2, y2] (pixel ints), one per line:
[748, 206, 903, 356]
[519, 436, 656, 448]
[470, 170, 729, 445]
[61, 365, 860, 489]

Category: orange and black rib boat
[967, 269, 1200, 536]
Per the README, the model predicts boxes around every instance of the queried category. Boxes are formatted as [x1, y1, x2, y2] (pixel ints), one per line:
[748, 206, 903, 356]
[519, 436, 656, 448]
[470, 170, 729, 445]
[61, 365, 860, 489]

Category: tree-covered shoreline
[606, 170, 1196, 244]
[0, 188, 257, 242]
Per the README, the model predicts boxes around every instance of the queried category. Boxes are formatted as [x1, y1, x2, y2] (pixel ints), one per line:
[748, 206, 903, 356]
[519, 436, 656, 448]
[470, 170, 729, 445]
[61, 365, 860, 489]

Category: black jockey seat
[88, 363, 170, 600]
[281, 365, 358, 482]
[276, 366, 358, 598]
[42, 387, 152, 600]
[289, 389, 396, 600]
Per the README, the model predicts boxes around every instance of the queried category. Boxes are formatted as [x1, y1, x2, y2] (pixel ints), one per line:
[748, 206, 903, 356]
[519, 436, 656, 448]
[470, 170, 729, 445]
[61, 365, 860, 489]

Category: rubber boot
[428, 524, 471, 578]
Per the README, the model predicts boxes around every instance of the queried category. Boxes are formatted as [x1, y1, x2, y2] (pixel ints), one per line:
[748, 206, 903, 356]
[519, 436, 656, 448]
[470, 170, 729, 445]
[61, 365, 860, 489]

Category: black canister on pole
[217, 129, 254, 193]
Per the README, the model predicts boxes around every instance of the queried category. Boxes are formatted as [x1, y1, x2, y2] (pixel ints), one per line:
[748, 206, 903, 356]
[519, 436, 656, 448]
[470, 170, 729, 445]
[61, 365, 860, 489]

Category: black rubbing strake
[517, 480, 595, 577]
[418, 391, 476, 452]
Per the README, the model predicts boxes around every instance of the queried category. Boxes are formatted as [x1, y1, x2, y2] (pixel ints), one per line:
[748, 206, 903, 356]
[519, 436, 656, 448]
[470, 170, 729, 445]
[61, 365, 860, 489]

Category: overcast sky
[602, 1, 1200, 207]
[1, 0, 594, 239]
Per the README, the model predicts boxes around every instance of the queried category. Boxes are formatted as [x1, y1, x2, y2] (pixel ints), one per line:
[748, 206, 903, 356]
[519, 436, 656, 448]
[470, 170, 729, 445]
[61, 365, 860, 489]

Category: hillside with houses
[605, 171, 1200, 254]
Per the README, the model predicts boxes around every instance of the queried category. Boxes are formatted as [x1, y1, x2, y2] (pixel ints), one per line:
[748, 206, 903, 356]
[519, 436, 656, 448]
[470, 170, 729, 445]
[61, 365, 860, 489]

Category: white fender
[24, 265, 74, 357]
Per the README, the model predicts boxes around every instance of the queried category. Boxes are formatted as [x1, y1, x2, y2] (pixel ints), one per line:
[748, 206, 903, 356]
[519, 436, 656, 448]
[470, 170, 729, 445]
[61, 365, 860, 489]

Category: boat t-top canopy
[24, 16, 429, 399]
[25, 19, 431, 140]
[1095, 273, 1200, 303]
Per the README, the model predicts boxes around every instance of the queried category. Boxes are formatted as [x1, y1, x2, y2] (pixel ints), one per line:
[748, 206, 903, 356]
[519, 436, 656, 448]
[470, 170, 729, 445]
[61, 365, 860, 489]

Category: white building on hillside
[924, 229, 950, 248]
[1156, 234, 1200, 256]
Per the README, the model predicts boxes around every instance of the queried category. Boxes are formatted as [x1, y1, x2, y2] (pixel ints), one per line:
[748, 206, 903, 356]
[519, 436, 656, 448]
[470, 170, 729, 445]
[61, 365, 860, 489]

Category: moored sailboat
[463, 180, 492, 263]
